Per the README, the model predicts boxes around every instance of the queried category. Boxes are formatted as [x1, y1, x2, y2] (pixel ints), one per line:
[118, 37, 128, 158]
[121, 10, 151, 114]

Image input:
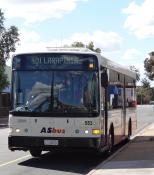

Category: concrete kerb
[87, 142, 131, 175]
[131, 122, 154, 139]
[87, 122, 154, 175]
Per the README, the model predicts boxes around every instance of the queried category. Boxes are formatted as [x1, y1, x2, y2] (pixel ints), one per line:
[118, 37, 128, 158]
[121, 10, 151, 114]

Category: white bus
[8, 48, 137, 157]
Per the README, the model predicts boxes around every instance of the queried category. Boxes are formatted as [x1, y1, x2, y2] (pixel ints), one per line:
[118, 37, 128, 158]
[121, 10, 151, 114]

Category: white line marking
[0, 155, 31, 168]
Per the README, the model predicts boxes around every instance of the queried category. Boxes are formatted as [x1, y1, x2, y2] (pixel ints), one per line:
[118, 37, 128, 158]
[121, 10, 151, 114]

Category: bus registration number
[44, 140, 59, 145]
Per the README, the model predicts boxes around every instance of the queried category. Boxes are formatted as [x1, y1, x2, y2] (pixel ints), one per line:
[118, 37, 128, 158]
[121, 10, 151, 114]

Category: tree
[0, 9, 19, 91]
[150, 87, 154, 101]
[0, 66, 9, 92]
[141, 78, 150, 88]
[71, 41, 85, 48]
[129, 65, 140, 81]
[136, 86, 152, 104]
[86, 41, 101, 53]
[144, 52, 154, 81]
[136, 78, 152, 104]
[71, 41, 101, 53]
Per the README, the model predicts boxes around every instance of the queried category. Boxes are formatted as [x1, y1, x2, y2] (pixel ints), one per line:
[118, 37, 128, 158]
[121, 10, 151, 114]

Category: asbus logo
[40, 127, 65, 134]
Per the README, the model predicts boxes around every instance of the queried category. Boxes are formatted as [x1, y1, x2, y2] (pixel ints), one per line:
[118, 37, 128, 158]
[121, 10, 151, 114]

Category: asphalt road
[136, 105, 154, 132]
[0, 105, 154, 175]
[0, 127, 103, 175]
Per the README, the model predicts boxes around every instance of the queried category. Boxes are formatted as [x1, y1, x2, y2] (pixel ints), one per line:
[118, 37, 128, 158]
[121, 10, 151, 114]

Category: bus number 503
[85, 121, 93, 125]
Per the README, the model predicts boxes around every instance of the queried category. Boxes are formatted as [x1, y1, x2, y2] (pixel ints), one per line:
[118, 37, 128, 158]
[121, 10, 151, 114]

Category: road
[136, 105, 154, 132]
[0, 127, 103, 175]
[0, 105, 154, 175]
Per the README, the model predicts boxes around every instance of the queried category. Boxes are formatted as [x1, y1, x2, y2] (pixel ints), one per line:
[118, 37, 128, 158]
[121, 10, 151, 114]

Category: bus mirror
[101, 72, 108, 88]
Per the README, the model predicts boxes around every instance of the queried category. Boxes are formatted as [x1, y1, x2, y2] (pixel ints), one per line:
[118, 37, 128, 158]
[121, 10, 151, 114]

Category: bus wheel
[108, 128, 114, 154]
[29, 149, 42, 157]
[96, 135, 105, 157]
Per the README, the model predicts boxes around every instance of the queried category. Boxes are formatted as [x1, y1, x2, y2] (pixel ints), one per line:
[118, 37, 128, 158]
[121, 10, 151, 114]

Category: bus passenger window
[108, 86, 123, 109]
[107, 85, 118, 109]
[126, 88, 136, 107]
[117, 89, 123, 107]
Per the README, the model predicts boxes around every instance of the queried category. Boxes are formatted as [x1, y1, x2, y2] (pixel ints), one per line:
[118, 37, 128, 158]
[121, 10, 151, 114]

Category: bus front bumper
[8, 136, 101, 151]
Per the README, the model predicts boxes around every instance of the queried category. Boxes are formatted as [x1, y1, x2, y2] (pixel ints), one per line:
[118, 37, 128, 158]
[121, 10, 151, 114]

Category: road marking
[0, 155, 31, 168]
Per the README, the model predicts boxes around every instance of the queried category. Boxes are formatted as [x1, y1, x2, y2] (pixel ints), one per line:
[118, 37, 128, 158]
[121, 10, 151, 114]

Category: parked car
[149, 101, 154, 105]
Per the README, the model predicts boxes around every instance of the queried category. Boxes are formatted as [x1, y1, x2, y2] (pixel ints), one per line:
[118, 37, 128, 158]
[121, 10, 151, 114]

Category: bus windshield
[12, 70, 99, 115]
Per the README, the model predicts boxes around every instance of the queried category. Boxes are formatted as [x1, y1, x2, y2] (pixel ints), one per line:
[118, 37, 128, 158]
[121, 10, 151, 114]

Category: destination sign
[31, 55, 81, 65]
[12, 53, 98, 70]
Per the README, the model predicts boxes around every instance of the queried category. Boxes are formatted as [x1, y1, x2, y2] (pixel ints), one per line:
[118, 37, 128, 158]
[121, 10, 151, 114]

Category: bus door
[117, 76, 126, 137]
[120, 86, 126, 137]
[101, 69, 108, 145]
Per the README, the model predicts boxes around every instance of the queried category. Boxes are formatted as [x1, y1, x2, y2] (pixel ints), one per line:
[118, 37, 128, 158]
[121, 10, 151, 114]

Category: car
[149, 101, 154, 105]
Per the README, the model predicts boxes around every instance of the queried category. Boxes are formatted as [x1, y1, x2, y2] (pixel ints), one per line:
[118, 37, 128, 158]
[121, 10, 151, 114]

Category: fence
[0, 93, 10, 117]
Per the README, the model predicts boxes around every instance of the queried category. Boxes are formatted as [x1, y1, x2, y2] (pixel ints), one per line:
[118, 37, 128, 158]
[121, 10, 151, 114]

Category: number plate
[44, 140, 59, 145]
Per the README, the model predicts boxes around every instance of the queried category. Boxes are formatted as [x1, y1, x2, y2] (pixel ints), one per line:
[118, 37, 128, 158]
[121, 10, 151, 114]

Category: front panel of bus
[8, 53, 102, 151]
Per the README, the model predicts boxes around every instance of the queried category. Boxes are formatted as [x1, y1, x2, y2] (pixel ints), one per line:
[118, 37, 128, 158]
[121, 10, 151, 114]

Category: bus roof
[99, 55, 137, 79]
[13, 47, 95, 55]
[13, 47, 136, 79]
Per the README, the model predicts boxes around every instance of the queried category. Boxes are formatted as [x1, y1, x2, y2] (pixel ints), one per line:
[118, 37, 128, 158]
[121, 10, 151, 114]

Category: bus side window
[126, 88, 136, 107]
[107, 86, 124, 109]
[125, 76, 136, 108]
[107, 70, 124, 109]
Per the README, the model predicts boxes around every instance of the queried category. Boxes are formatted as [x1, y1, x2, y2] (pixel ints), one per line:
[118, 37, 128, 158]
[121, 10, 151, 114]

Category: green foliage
[136, 79, 154, 104]
[94, 48, 101, 53]
[129, 65, 140, 82]
[71, 41, 101, 53]
[144, 53, 154, 81]
[141, 78, 150, 88]
[86, 41, 101, 53]
[86, 41, 95, 51]
[136, 86, 148, 104]
[0, 9, 19, 91]
[150, 87, 154, 100]
[71, 42, 85, 48]
[0, 66, 9, 92]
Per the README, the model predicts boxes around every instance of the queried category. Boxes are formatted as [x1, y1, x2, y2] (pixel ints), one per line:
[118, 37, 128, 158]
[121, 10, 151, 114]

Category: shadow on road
[18, 151, 105, 174]
[18, 141, 127, 174]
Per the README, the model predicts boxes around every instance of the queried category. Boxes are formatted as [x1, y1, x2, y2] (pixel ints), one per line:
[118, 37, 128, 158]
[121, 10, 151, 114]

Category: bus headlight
[92, 129, 101, 135]
[15, 128, 21, 133]
[85, 130, 89, 134]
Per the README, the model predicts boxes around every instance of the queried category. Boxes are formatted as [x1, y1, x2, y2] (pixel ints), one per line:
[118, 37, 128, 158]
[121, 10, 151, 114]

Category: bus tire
[29, 149, 42, 157]
[108, 127, 114, 154]
[96, 135, 105, 157]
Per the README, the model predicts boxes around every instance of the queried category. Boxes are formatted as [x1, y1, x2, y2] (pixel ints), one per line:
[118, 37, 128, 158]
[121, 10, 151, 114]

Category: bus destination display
[13, 54, 97, 70]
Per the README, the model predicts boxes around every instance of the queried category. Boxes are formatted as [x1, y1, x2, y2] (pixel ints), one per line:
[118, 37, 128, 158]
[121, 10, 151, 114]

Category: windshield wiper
[63, 105, 89, 113]
[49, 72, 54, 111]
[13, 105, 30, 112]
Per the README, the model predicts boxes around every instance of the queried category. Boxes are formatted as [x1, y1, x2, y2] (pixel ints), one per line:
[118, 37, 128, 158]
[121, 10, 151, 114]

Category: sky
[0, 0, 154, 85]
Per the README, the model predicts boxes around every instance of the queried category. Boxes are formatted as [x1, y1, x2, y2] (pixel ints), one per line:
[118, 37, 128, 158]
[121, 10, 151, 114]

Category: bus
[8, 48, 137, 157]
